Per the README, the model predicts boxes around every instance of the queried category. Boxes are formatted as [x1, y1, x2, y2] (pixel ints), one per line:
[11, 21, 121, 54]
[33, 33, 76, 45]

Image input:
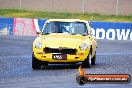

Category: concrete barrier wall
[0, 0, 132, 15]
[0, 17, 132, 40]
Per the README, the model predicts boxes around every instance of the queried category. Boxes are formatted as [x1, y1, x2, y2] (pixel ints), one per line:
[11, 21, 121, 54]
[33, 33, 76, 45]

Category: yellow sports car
[32, 19, 97, 69]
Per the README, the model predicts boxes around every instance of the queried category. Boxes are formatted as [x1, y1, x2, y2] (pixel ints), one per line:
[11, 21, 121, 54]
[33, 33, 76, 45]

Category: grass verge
[0, 9, 132, 22]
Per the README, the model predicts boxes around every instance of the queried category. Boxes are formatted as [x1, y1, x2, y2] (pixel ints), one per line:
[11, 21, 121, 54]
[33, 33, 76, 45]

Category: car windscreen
[42, 22, 88, 35]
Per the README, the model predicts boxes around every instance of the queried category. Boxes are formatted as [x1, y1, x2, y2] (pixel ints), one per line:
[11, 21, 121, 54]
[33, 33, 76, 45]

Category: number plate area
[52, 54, 67, 60]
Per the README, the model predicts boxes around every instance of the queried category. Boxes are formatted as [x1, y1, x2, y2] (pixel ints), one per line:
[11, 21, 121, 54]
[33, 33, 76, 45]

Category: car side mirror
[36, 31, 41, 34]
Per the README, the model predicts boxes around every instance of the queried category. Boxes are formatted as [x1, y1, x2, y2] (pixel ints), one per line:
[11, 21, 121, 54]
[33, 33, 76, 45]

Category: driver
[51, 24, 59, 33]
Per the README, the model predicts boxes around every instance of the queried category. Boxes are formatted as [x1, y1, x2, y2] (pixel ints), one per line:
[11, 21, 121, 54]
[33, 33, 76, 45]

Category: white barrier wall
[0, 18, 132, 40]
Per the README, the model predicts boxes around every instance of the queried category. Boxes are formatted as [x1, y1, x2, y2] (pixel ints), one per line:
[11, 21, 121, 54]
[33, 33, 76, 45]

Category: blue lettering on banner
[90, 21, 132, 40]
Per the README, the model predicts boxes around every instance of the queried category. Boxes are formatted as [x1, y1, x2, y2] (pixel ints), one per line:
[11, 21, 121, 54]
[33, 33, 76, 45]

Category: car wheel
[91, 51, 96, 65]
[32, 53, 41, 70]
[82, 52, 92, 68]
[72, 62, 76, 65]
[42, 62, 48, 66]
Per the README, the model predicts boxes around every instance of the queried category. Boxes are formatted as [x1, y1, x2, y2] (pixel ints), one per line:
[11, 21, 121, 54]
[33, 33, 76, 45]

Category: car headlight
[79, 43, 88, 51]
[35, 42, 42, 48]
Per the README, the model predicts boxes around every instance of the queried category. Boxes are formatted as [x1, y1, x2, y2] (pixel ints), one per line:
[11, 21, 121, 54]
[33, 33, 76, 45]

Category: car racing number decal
[52, 54, 67, 60]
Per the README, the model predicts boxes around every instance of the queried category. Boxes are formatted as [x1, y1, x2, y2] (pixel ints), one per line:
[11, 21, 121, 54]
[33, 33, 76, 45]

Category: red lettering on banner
[13, 18, 37, 36]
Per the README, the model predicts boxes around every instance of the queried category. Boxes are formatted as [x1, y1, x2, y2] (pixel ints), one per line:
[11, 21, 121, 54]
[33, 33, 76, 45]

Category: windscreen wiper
[42, 33, 51, 35]
[82, 34, 88, 36]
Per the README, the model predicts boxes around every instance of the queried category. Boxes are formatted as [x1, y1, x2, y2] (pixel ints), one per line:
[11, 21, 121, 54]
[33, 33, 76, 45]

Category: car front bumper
[33, 47, 91, 63]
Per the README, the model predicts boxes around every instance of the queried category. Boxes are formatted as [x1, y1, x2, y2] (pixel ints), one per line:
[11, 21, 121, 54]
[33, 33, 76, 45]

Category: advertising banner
[0, 17, 132, 40]
[34, 19, 47, 32]
[0, 17, 14, 35]
[14, 18, 36, 36]
[90, 21, 132, 40]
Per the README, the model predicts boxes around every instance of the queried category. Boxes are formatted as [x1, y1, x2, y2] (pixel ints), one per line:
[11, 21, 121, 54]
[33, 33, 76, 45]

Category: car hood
[41, 33, 88, 48]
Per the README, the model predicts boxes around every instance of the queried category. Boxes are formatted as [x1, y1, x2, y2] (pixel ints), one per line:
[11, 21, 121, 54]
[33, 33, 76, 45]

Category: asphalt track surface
[0, 35, 132, 88]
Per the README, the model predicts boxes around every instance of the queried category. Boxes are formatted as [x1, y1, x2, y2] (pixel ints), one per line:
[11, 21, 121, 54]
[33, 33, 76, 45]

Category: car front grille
[44, 47, 77, 55]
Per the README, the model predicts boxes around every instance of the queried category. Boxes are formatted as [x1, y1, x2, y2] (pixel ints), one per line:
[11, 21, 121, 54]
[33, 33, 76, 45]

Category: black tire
[32, 53, 41, 70]
[72, 62, 76, 65]
[91, 51, 96, 65]
[82, 52, 92, 68]
[42, 61, 48, 66]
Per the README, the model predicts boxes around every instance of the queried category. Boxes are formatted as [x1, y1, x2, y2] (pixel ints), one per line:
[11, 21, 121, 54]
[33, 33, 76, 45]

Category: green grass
[0, 9, 132, 22]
